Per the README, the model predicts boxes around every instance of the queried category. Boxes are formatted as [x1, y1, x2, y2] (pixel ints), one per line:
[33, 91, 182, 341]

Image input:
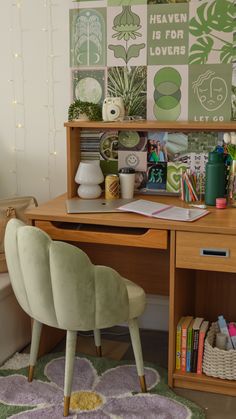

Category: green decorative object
[68, 100, 102, 121]
[108, 6, 145, 64]
[189, 0, 234, 64]
[107, 66, 146, 118]
[167, 162, 188, 193]
[205, 151, 225, 206]
[154, 67, 182, 89]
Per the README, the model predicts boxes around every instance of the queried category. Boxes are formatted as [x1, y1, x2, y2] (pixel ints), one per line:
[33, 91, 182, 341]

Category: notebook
[117, 199, 209, 222]
[66, 198, 135, 214]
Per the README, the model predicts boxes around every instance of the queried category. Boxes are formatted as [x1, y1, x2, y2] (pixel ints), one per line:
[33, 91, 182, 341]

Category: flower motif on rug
[0, 356, 199, 418]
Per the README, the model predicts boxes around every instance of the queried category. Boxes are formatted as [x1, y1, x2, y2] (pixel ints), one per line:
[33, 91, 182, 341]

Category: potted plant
[68, 99, 102, 121]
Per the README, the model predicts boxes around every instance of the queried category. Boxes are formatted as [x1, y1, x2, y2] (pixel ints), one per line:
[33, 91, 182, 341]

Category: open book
[117, 199, 209, 222]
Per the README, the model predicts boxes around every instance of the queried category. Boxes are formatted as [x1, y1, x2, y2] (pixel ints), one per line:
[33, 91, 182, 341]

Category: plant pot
[73, 113, 89, 121]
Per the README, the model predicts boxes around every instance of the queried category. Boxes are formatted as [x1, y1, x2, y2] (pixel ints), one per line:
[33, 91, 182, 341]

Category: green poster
[70, 8, 106, 67]
[188, 64, 232, 122]
[108, 1, 147, 5]
[72, 69, 105, 104]
[147, 3, 189, 65]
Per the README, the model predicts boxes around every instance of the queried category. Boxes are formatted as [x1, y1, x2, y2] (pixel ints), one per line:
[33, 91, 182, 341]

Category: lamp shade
[75, 161, 104, 185]
[75, 161, 104, 199]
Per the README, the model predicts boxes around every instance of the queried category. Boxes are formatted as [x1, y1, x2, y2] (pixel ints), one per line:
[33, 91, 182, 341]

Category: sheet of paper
[152, 206, 209, 222]
[118, 199, 171, 217]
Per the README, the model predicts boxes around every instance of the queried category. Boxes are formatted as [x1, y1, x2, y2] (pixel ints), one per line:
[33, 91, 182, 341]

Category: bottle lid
[208, 151, 224, 163]
[119, 167, 135, 174]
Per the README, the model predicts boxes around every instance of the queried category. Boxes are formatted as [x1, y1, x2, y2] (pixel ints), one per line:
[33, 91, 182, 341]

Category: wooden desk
[26, 193, 236, 396]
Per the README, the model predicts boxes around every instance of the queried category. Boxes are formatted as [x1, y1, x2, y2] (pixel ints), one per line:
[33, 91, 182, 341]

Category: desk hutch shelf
[64, 120, 234, 199]
[63, 120, 236, 396]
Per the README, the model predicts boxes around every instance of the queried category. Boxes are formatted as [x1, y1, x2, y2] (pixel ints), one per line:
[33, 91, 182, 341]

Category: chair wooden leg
[28, 320, 42, 382]
[64, 331, 77, 417]
[139, 375, 147, 393]
[96, 346, 102, 357]
[94, 329, 102, 357]
[128, 318, 147, 393]
[64, 396, 70, 417]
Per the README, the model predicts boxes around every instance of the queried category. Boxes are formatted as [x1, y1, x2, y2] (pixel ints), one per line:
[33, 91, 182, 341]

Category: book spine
[197, 331, 205, 374]
[218, 316, 233, 350]
[181, 326, 188, 372]
[191, 330, 199, 372]
[176, 325, 182, 370]
[186, 327, 193, 372]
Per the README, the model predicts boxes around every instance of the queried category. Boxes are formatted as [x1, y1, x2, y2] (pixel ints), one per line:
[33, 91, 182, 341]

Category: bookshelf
[170, 239, 236, 396]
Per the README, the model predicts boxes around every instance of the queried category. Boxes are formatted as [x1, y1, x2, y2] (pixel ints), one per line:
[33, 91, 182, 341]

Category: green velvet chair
[4, 218, 147, 417]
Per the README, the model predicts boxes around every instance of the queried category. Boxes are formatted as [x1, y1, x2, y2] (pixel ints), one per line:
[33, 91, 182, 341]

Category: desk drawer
[35, 220, 168, 249]
[176, 232, 236, 273]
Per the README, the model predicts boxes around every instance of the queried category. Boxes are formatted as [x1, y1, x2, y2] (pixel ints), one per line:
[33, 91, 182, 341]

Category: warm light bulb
[16, 123, 23, 128]
[12, 100, 18, 105]
[14, 53, 20, 58]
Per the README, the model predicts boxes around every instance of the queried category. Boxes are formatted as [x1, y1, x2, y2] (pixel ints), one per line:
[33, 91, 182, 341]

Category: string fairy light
[9, 0, 26, 195]
[43, 0, 63, 197]
[9, 0, 63, 198]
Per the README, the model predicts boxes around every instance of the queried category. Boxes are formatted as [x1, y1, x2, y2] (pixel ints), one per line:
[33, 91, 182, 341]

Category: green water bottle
[205, 151, 225, 206]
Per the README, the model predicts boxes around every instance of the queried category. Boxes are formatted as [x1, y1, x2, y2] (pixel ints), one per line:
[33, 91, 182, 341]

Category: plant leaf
[220, 43, 235, 63]
[189, 3, 213, 37]
[126, 43, 145, 63]
[209, 0, 234, 33]
[189, 0, 234, 36]
[189, 36, 213, 64]
[108, 45, 127, 63]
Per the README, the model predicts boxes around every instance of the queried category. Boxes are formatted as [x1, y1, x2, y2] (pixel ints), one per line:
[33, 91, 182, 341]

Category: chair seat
[124, 279, 146, 319]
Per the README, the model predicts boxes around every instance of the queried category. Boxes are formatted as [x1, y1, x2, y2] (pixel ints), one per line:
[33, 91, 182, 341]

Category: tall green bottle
[205, 152, 225, 206]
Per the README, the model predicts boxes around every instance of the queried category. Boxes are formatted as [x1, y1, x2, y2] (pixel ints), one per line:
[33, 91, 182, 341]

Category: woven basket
[202, 322, 236, 380]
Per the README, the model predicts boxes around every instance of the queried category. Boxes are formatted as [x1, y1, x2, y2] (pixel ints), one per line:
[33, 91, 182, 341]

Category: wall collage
[70, 0, 235, 195]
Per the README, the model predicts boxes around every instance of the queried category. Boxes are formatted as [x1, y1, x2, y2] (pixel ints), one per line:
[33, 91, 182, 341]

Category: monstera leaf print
[189, 36, 213, 64]
[189, 0, 234, 64]
[220, 44, 235, 64]
[189, 3, 213, 36]
[189, 1, 234, 36]
[208, 0, 234, 33]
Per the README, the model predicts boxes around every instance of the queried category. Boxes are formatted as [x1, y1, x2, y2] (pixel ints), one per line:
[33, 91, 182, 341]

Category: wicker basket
[202, 322, 236, 380]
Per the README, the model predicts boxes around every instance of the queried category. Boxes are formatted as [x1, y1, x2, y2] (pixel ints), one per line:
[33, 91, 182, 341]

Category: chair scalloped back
[4, 218, 129, 331]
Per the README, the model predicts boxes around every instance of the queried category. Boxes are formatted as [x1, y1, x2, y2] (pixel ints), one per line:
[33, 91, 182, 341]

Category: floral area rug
[0, 352, 205, 418]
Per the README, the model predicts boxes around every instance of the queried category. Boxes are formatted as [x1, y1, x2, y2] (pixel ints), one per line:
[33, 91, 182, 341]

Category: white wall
[0, 1, 168, 331]
[0, 0, 76, 203]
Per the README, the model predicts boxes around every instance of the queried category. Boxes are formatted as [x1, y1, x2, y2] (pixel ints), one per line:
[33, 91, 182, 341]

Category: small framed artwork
[146, 163, 167, 191]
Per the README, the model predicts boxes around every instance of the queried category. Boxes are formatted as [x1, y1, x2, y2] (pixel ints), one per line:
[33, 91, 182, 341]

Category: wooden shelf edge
[64, 120, 236, 132]
[173, 370, 236, 396]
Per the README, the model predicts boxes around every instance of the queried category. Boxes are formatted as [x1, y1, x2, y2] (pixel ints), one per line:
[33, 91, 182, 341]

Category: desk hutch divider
[63, 121, 236, 395]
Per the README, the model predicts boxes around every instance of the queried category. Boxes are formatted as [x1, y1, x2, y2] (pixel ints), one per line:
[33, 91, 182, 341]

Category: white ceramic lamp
[75, 161, 104, 199]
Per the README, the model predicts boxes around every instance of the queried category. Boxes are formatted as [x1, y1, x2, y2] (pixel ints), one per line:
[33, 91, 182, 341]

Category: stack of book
[176, 316, 209, 374]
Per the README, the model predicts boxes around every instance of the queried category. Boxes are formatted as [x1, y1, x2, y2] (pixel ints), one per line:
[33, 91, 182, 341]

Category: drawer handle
[200, 248, 229, 258]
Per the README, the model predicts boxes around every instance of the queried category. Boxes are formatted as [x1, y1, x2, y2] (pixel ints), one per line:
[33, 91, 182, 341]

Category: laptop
[66, 198, 135, 214]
